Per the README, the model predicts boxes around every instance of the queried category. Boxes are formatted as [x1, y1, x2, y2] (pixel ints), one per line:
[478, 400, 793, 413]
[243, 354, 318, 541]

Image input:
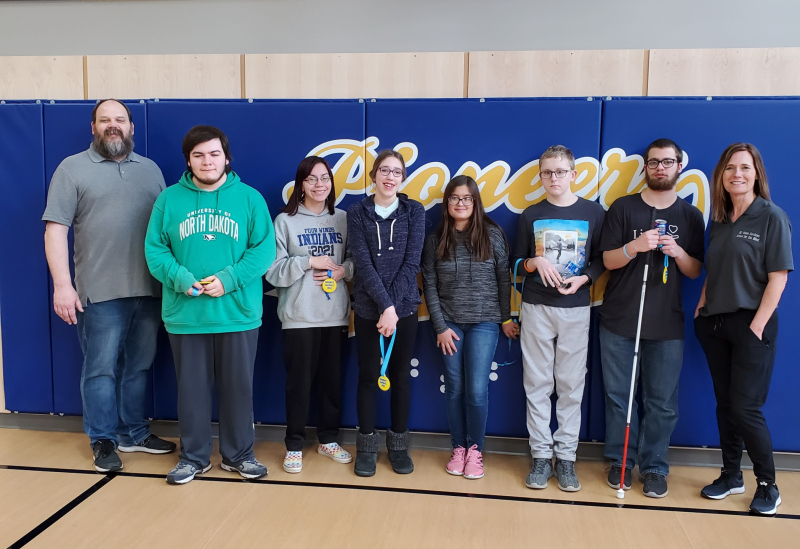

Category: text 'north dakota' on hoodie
[145, 171, 276, 334]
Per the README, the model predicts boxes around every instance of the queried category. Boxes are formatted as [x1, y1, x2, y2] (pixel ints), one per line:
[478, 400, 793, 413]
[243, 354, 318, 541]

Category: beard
[645, 170, 679, 191]
[93, 127, 134, 160]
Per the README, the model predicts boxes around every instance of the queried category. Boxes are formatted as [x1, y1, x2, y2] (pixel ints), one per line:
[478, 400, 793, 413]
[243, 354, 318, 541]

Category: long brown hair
[282, 156, 336, 216]
[436, 175, 504, 262]
[711, 143, 771, 223]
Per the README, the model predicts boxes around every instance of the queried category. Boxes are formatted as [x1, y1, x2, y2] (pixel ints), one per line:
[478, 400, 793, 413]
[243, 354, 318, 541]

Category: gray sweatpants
[521, 303, 590, 461]
[168, 328, 259, 470]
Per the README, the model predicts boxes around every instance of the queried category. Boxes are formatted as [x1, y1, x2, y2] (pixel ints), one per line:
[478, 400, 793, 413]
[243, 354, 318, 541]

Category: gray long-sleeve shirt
[421, 225, 512, 334]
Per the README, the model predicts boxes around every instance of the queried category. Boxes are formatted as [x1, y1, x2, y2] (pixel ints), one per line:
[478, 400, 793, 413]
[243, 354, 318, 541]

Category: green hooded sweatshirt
[145, 171, 276, 334]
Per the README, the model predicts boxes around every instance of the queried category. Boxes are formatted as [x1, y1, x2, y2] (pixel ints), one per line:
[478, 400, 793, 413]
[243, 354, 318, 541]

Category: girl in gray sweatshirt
[265, 157, 354, 474]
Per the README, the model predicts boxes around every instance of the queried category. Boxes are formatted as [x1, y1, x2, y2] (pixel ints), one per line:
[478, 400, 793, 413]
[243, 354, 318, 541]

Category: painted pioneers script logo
[282, 138, 711, 226]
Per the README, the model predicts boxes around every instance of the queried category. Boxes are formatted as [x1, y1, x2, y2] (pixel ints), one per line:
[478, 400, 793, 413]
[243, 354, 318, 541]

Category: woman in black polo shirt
[694, 143, 793, 516]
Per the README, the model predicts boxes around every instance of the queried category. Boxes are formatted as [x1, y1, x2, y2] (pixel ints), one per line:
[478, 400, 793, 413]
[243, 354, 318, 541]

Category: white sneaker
[317, 442, 353, 463]
[283, 451, 303, 473]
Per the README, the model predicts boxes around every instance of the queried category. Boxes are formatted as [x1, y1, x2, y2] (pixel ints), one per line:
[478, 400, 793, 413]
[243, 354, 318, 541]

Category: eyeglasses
[646, 159, 677, 169]
[448, 195, 474, 205]
[540, 169, 571, 179]
[378, 166, 404, 178]
[305, 175, 331, 185]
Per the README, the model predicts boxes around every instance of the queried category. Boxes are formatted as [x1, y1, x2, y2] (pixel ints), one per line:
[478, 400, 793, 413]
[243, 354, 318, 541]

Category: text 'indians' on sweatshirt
[265, 204, 354, 329]
[347, 194, 426, 320]
[145, 170, 276, 334]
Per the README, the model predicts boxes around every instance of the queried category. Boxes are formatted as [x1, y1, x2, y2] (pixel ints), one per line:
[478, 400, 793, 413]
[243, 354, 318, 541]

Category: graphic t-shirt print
[533, 219, 589, 278]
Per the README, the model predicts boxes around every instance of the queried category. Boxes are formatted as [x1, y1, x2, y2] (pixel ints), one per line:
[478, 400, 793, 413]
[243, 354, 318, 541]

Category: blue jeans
[439, 321, 499, 452]
[77, 296, 161, 447]
[599, 324, 683, 476]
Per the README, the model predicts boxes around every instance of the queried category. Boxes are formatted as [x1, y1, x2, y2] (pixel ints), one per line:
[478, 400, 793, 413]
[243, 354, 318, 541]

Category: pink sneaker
[464, 445, 484, 479]
[446, 446, 467, 475]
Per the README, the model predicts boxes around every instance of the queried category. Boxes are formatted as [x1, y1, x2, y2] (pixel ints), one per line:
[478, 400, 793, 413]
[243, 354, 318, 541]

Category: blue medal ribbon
[325, 269, 332, 300]
[379, 331, 397, 379]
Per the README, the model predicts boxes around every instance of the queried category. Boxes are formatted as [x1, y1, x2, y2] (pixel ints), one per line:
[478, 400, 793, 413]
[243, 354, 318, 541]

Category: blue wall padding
[0, 103, 53, 412]
[42, 101, 152, 416]
[2, 97, 798, 453]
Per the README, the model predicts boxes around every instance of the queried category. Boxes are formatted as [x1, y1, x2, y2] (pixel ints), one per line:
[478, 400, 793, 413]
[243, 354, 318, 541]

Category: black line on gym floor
[7, 473, 113, 548]
[3, 464, 797, 523]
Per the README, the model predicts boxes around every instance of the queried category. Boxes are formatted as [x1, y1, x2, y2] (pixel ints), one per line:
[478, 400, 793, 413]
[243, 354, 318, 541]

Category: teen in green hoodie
[145, 126, 276, 485]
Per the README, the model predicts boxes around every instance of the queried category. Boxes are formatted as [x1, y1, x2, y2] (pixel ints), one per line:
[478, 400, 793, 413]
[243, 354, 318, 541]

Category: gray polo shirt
[701, 196, 793, 316]
[42, 145, 166, 306]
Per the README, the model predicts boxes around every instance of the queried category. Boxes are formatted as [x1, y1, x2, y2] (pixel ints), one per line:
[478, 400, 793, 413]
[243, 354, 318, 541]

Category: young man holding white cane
[599, 138, 704, 498]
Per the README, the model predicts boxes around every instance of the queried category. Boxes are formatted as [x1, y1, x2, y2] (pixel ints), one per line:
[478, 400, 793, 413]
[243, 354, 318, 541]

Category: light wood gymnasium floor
[1, 429, 799, 548]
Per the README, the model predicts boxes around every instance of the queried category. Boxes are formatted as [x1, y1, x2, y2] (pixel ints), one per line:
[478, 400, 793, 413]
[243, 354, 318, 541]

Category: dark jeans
[283, 326, 347, 451]
[354, 313, 418, 435]
[77, 296, 161, 447]
[439, 321, 499, 452]
[168, 329, 259, 470]
[694, 309, 778, 483]
[599, 324, 684, 476]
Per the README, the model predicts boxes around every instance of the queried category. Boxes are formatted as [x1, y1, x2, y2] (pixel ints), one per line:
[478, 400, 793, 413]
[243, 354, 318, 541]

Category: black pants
[283, 326, 347, 451]
[354, 313, 419, 435]
[694, 309, 778, 483]
[168, 329, 259, 469]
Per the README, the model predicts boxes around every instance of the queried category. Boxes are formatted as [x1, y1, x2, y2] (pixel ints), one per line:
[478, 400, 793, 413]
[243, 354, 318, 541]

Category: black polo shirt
[701, 196, 793, 316]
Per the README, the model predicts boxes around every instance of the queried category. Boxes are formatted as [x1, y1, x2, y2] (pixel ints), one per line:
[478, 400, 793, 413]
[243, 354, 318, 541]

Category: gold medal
[378, 375, 391, 391]
[322, 269, 336, 299]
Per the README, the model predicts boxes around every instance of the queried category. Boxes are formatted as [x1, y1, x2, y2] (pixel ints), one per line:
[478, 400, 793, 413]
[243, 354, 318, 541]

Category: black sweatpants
[354, 313, 419, 435]
[283, 326, 347, 451]
[168, 329, 259, 470]
[694, 309, 778, 483]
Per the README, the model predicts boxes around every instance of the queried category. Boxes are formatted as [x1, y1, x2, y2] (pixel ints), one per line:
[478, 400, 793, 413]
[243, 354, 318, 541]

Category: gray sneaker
[221, 457, 268, 479]
[555, 458, 581, 492]
[166, 461, 212, 485]
[525, 458, 553, 489]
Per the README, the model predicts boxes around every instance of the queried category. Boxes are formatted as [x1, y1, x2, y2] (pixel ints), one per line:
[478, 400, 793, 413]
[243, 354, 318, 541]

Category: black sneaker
[750, 481, 781, 516]
[607, 465, 632, 490]
[92, 439, 122, 473]
[118, 435, 177, 455]
[643, 472, 668, 498]
[701, 469, 745, 500]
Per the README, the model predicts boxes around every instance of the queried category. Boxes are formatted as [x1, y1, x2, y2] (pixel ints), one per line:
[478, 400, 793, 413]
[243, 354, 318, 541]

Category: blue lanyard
[380, 331, 397, 377]
[325, 270, 332, 300]
[495, 258, 526, 368]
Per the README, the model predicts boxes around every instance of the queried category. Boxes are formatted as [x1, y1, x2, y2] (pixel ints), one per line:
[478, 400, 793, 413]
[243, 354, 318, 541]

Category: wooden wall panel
[86, 55, 241, 99]
[648, 48, 800, 96]
[468, 50, 646, 98]
[244, 53, 466, 99]
[0, 56, 84, 100]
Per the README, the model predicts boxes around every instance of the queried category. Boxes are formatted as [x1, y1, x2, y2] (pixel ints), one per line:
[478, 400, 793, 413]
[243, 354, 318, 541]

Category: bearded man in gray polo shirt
[42, 99, 176, 473]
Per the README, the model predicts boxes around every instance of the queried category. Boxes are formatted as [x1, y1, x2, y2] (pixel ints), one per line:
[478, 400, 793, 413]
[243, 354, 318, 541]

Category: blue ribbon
[325, 269, 332, 300]
[495, 258, 526, 368]
[380, 331, 397, 378]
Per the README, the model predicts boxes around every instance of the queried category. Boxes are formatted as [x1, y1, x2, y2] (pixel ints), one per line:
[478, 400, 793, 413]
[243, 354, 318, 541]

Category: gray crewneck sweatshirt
[265, 204, 354, 329]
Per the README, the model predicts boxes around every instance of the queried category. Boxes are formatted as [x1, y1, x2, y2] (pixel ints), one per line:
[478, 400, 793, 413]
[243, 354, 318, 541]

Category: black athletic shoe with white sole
[750, 481, 781, 516]
[607, 465, 632, 490]
[92, 439, 122, 473]
[118, 435, 177, 454]
[701, 469, 745, 500]
[642, 472, 668, 498]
